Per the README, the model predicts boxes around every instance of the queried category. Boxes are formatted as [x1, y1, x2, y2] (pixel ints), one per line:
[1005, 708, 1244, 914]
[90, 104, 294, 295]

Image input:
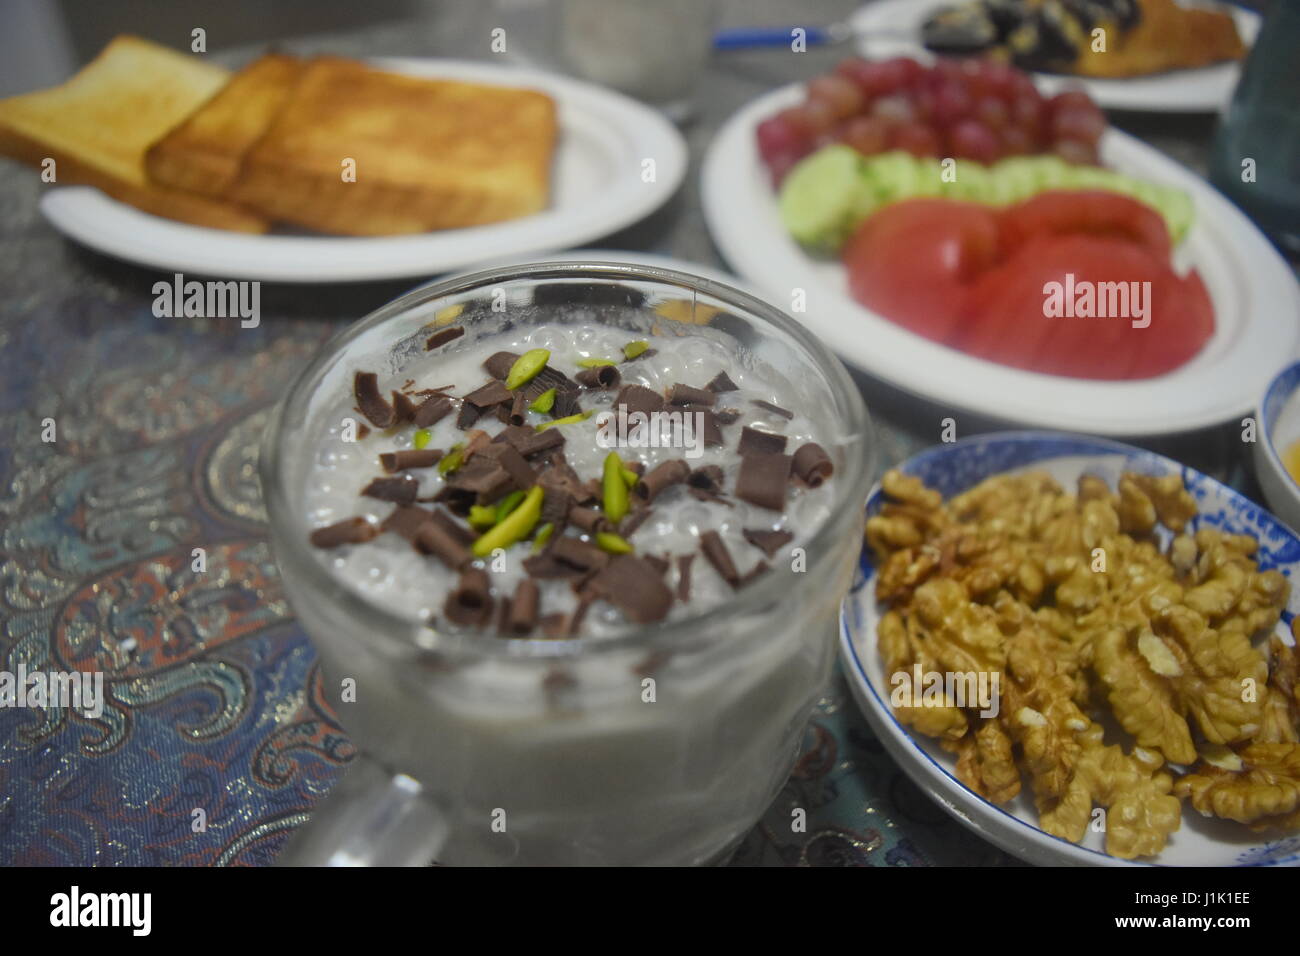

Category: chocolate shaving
[714, 407, 742, 426]
[455, 401, 482, 430]
[752, 399, 794, 420]
[635, 459, 690, 502]
[521, 367, 582, 418]
[735, 454, 792, 512]
[537, 474, 574, 529]
[464, 380, 513, 408]
[644, 553, 670, 576]
[310, 517, 378, 548]
[738, 426, 788, 457]
[743, 528, 793, 558]
[482, 351, 519, 379]
[477, 443, 535, 490]
[362, 475, 419, 505]
[700, 530, 741, 587]
[540, 613, 568, 637]
[621, 507, 652, 538]
[429, 508, 476, 546]
[494, 425, 565, 459]
[587, 555, 674, 624]
[509, 391, 529, 426]
[613, 383, 664, 417]
[688, 465, 725, 493]
[443, 458, 513, 504]
[676, 554, 694, 602]
[462, 429, 492, 460]
[568, 505, 610, 535]
[667, 383, 715, 407]
[412, 394, 453, 428]
[706, 370, 739, 393]
[415, 521, 473, 571]
[381, 504, 433, 542]
[740, 560, 770, 587]
[550, 536, 609, 573]
[508, 579, 539, 635]
[565, 596, 594, 636]
[524, 552, 584, 580]
[792, 442, 833, 487]
[357, 423, 371, 440]
[575, 365, 620, 389]
[425, 326, 465, 351]
[379, 448, 444, 473]
[354, 371, 395, 429]
[445, 568, 492, 627]
[391, 390, 419, 424]
[688, 487, 732, 507]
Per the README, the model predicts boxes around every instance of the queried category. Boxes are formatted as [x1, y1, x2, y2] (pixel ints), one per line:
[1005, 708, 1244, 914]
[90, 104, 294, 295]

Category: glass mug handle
[275, 756, 448, 867]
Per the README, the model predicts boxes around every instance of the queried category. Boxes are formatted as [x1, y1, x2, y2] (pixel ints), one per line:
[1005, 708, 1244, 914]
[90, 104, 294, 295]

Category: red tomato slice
[843, 199, 1000, 343]
[999, 190, 1171, 262]
[958, 234, 1211, 380]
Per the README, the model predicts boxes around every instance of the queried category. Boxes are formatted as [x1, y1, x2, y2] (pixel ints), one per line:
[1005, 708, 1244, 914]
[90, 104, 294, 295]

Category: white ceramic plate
[839, 431, 1300, 867]
[701, 80, 1300, 436]
[849, 0, 1260, 113]
[36, 59, 687, 282]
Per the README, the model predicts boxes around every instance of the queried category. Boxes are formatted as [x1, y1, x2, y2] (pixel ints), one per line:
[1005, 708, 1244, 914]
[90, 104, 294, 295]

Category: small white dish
[35, 58, 688, 283]
[1256, 360, 1300, 534]
[839, 430, 1300, 866]
[849, 0, 1261, 113]
[701, 80, 1300, 437]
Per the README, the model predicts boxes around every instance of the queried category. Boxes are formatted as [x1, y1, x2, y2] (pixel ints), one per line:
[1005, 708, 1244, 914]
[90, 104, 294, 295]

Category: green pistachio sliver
[602, 451, 629, 523]
[468, 505, 497, 530]
[536, 410, 593, 432]
[532, 522, 555, 553]
[623, 340, 649, 360]
[576, 357, 616, 368]
[495, 489, 525, 524]
[528, 388, 556, 413]
[621, 467, 639, 489]
[413, 428, 432, 450]
[595, 532, 633, 555]
[505, 348, 550, 390]
[438, 443, 465, 474]
[472, 486, 543, 557]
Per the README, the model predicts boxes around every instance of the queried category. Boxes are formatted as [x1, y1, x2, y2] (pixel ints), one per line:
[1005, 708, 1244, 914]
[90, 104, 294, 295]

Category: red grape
[933, 81, 974, 127]
[756, 113, 811, 166]
[1051, 105, 1107, 145]
[807, 73, 865, 120]
[949, 119, 1001, 164]
[998, 125, 1034, 156]
[840, 115, 890, 156]
[798, 98, 839, 135]
[890, 123, 941, 158]
[872, 94, 917, 125]
[974, 95, 1010, 131]
[1053, 138, 1101, 166]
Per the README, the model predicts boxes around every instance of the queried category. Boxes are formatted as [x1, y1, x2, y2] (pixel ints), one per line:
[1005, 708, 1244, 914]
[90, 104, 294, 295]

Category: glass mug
[261, 263, 873, 865]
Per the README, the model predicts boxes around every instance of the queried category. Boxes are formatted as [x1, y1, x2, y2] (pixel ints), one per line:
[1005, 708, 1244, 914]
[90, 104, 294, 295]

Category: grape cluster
[757, 57, 1107, 184]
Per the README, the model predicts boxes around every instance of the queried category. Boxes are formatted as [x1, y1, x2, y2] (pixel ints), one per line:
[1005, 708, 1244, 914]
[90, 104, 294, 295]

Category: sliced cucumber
[777, 145, 874, 251]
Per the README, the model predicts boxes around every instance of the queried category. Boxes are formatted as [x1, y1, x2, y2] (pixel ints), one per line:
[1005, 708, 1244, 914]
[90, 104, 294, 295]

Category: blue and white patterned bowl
[1256, 361, 1300, 536]
[839, 431, 1300, 867]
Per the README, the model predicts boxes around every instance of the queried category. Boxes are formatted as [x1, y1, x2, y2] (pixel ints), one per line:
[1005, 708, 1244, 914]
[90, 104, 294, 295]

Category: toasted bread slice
[227, 57, 557, 236]
[0, 35, 269, 233]
[146, 52, 305, 197]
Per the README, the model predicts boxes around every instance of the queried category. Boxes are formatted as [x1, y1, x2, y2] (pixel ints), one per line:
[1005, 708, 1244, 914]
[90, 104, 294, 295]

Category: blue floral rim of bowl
[842, 429, 1300, 867]
[1260, 359, 1300, 480]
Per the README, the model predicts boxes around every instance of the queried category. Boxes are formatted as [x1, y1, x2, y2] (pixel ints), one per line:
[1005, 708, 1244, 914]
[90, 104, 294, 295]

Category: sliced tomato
[843, 199, 1000, 343]
[999, 190, 1171, 262]
[957, 234, 1210, 380]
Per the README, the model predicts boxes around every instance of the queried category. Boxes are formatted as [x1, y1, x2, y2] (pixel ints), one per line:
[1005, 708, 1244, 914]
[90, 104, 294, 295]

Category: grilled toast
[226, 56, 557, 236]
[145, 52, 305, 198]
[0, 35, 269, 233]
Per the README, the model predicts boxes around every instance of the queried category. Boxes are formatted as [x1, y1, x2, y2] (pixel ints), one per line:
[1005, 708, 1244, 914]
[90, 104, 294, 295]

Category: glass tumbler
[261, 262, 873, 865]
